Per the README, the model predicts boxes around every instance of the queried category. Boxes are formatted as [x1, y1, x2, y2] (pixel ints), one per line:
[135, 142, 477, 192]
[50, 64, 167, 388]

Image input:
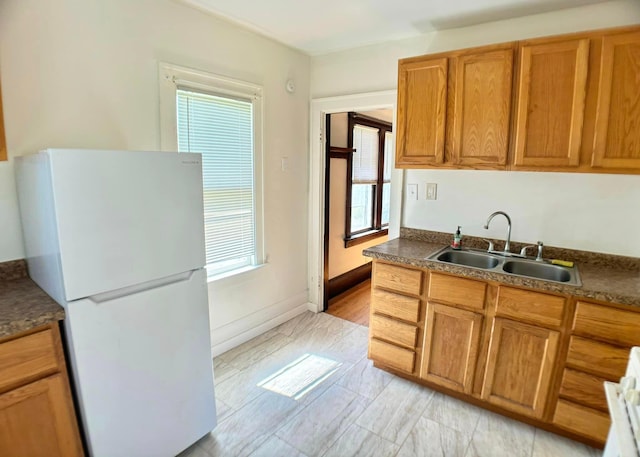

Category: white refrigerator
[15, 149, 217, 457]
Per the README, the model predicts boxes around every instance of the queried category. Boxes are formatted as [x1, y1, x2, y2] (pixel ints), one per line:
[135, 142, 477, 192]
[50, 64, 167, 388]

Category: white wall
[311, 0, 640, 257]
[0, 0, 311, 353]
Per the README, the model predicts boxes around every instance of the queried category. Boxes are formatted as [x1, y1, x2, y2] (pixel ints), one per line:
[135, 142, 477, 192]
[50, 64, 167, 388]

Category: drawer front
[566, 336, 629, 379]
[375, 263, 423, 296]
[553, 399, 610, 443]
[370, 314, 418, 348]
[372, 289, 421, 322]
[428, 273, 486, 311]
[496, 286, 566, 328]
[0, 328, 59, 393]
[559, 368, 608, 411]
[573, 301, 640, 346]
[369, 338, 416, 373]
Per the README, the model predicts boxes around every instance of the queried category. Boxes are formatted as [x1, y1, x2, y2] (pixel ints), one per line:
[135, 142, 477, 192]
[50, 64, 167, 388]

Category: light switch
[426, 183, 437, 200]
[407, 184, 418, 200]
[281, 157, 289, 171]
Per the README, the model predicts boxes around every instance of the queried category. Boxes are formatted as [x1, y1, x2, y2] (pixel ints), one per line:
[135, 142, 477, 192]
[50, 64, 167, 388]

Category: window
[345, 112, 392, 247]
[159, 63, 263, 277]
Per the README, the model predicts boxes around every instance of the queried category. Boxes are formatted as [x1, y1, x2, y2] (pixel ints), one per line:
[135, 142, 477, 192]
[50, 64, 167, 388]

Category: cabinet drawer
[428, 273, 486, 311]
[496, 286, 566, 328]
[559, 368, 608, 411]
[573, 301, 640, 346]
[0, 328, 59, 394]
[369, 338, 416, 374]
[553, 399, 610, 443]
[374, 263, 423, 296]
[370, 314, 418, 348]
[566, 336, 629, 379]
[371, 289, 421, 322]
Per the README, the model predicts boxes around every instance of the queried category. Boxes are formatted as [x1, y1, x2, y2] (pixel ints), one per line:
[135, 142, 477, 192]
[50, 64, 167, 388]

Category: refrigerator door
[64, 268, 216, 457]
[48, 149, 206, 301]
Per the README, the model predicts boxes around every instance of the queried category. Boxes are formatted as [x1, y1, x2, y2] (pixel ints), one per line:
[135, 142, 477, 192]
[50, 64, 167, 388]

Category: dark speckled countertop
[363, 232, 640, 307]
[0, 260, 65, 338]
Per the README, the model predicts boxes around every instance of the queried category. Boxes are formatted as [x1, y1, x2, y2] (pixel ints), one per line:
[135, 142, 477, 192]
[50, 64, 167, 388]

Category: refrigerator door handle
[87, 270, 199, 304]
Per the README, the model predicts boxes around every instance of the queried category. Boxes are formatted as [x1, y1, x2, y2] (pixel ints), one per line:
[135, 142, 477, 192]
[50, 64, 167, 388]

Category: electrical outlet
[407, 184, 418, 200]
[426, 183, 438, 200]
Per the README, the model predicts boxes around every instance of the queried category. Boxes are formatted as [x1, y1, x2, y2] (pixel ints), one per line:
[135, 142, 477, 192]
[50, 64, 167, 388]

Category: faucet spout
[484, 211, 512, 253]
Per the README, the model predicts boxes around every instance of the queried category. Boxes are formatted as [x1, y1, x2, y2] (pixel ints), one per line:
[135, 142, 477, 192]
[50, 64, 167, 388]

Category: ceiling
[178, 0, 611, 55]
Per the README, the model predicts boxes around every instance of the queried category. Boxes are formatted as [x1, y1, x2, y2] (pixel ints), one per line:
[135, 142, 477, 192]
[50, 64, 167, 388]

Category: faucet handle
[519, 245, 536, 257]
[482, 239, 495, 252]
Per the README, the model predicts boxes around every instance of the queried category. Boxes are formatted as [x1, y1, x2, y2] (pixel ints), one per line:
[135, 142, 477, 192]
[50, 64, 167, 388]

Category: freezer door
[64, 268, 216, 457]
[48, 149, 206, 301]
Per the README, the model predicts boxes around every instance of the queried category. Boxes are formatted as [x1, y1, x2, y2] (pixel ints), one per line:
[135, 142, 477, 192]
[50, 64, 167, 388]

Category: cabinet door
[0, 374, 83, 457]
[481, 318, 559, 419]
[421, 303, 483, 393]
[513, 39, 589, 168]
[592, 30, 640, 170]
[449, 47, 514, 168]
[396, 57, 447, 167]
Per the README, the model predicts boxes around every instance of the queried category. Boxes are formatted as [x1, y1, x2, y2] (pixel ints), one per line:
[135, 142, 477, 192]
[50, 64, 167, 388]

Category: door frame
[308, 91, 403, 313]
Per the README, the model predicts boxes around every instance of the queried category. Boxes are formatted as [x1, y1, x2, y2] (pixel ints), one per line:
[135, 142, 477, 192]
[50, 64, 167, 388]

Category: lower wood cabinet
[481, 318, 559, 419]
[421, 302, 482, 394]
[0, 325, 83, 457]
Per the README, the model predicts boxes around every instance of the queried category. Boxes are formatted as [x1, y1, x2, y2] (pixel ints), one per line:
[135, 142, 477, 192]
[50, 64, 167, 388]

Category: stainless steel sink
[436, 250, 500, 270]
[427, 246, 581, 286]
[502, 260, 572, 283]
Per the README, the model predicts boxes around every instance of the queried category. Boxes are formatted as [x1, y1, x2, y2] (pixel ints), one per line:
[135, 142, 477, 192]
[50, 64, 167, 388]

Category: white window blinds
[177, 88, 256, 274]
[352, 125, 379, 183]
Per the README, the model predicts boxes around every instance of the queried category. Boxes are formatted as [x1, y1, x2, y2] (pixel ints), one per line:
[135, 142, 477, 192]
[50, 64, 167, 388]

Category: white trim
[210, 292, 309, 356]
[308, 91, 403, 312]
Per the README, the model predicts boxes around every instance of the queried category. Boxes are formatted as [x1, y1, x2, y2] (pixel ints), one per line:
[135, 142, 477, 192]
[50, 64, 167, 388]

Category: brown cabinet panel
[495, 286, 566, 328]
[422, 303, 483, 393]
[396, 57, 448, 167]
[371, 289, 421, 323]
[369, 338, 416, 374]
[449, 47, 513, 167]
[428, 272, 486, 311]
[370, 314, 418, 349]
[513, 38, 589, 168]
[482, 318, 559, 418]
[374, 262, 423, 296]
[0, 374, 83, 457]
[566, 335, 629, 379]
[592, 30, 640, 170]
[559, 368, 608, 412]
[573, 301, 640, 347]
[553, 399, 610, 443]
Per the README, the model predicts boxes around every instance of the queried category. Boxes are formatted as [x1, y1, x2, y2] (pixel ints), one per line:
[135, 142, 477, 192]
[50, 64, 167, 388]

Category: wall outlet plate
[407, 184, 418, 200]
[426, 183, 437, 200]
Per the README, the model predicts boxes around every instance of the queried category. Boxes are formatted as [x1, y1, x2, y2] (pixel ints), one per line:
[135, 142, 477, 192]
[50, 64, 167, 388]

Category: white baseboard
[210, 291, 312, 357]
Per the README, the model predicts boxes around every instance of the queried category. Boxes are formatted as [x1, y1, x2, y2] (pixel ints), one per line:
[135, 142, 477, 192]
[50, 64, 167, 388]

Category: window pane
[351, 184, 374, 232]
[177, 89, 256, 275]
[352, 125, 379, 183]
[381, 182, 391, 226]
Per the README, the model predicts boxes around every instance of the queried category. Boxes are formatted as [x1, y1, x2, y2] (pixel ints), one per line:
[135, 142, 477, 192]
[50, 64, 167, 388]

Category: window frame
[344, 112, 392, 248]
[158, 62, 264, 278]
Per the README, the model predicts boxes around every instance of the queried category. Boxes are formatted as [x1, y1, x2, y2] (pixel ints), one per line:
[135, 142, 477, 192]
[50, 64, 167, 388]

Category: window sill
[344, 228, 388, 248]
[207, 263, 266, 283]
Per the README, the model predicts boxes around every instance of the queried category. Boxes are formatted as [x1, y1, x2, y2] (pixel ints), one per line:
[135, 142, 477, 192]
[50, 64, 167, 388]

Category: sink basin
[502, 260, 572, 283]
[436, 250, 500, 269]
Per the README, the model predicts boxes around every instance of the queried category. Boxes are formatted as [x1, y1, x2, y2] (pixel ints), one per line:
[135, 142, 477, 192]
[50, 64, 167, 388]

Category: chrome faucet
[484, 211, 512, 253]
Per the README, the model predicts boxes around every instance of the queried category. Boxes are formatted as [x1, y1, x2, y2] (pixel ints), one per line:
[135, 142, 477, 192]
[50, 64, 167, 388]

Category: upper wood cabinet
[512, 38, 589, 168]
[591, 29, 640, 170]
[396, 57, 448, 166]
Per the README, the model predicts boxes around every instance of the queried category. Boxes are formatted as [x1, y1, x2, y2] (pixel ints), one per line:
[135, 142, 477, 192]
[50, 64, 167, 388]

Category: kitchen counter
[0, 260, 64, 338]
[363, 235, 640, 307]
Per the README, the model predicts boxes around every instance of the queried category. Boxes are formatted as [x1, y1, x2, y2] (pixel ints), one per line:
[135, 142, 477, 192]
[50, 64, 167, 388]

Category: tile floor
[179, 311, 602, 457]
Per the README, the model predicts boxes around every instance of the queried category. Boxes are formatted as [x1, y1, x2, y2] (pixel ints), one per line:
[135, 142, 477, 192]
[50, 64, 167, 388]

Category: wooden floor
[326, 279, 371, 326]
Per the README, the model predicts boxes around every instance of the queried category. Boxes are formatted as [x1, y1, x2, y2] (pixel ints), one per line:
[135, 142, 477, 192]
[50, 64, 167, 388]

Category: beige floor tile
[356, 376, 435, 445]
[212, 359, 240, 384]
[324, 325, 369, 363]
[422, 392, 483, 440]
[337, 357, 393, 399]
[215, 397, 233, 424]
[465, 410, 535, 457]
[397, 416, 471, 457]
[321, 423, 399, 457]
[176, 441, 212, 457]
[248, 436, 308, 457]
[276, 384, 370, 456]
[532, 429, 602, 457]
[217, 331, 294, 370]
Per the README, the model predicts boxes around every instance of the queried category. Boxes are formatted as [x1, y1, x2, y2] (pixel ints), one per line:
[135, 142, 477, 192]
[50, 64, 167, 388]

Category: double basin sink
[429, 246, 582, 286]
